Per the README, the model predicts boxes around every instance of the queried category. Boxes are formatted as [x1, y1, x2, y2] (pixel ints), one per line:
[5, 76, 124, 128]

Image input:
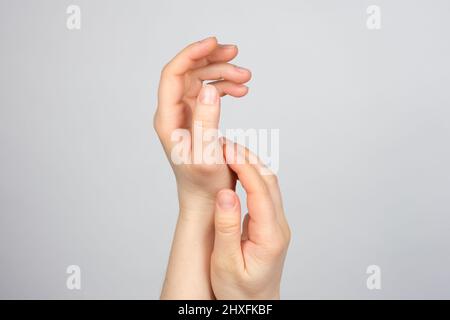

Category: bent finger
[191, 63, 251, 83]
[210, 80, 249, 97]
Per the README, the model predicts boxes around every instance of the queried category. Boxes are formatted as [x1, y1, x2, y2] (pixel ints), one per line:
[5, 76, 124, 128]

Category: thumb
[193, 84, 220, 130]
[213, 190, 243, 264]
[192, 85, 221, 165]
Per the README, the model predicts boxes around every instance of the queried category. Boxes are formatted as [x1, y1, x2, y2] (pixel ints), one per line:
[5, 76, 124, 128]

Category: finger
[241, 213, 250, 241]
[190, 63, 251, 84]
[234, 145, 290, 237]
[260, 169, 288, 231]
[223, 139, 287, 229]
[163, 37, 218, 76]
[207, 44, 239, 63]
[242, 148, 287, 229]
[184, 44, 239, 70]
[157, 37, 218, 111]
[213, 189, 244, 268]
[191, 85, 221, 164]
[223, 141, 278, 236]
[209, 81, 249, 97]
[223, 141, 269, 197]
[192, 84, 220, 131]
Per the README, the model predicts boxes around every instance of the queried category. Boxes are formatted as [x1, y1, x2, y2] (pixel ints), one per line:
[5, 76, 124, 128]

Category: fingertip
[198, 84, 219, 105]
[209, 36, 218, 44]
[207, 44, 238, 63]
[233, 67, 252, 84]
[244, 68, 253, 81]
[219, 44, 238, 55]
[219, 44, 237, 49]
[211, 79, 248, 98]
[236, 85, 249, 96]
[226, 85, 249, 97]
[216, 189, 238, 211]
[190, 36, 219, 59]
[198, 36, 218, 47]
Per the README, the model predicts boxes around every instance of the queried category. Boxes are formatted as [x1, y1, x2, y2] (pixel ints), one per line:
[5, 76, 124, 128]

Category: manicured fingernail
[217, 190, 236, 210]
[199, 85, 218, 105]
[234, 65, 249, 73]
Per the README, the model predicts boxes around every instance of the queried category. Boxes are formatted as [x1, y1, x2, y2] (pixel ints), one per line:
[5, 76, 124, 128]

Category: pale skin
[211, 142, 291, 299]
[154, 37, 290, 299]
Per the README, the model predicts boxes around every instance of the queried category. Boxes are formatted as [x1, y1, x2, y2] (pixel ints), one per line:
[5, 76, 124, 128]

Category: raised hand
[154, 37, 252, 213]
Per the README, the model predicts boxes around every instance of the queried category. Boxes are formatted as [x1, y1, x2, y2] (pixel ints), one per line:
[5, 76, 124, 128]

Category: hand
[210, 143, 291, 299]
[154, 37, 252, 215]
[156, 37, 252, 299]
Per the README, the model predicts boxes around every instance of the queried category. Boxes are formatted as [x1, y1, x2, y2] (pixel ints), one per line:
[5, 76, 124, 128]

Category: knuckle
[284, 226, 292, 246]
[191, 163, 220, 174]
[264, 173, 279, 187]
[280, 217, 291, 246]
[216, 218, 239, 235]
[195, 105, 220, 120]
[160, 63, 171, 77]
[267, 234, 288, 256]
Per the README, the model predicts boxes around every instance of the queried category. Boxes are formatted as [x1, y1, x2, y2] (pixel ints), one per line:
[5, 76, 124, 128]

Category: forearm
[160, 200, 215, 300]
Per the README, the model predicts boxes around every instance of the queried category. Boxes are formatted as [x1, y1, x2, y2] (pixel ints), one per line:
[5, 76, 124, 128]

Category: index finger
[163, 37, 218, 76]
[223, 141, 278, 240]
[157, 37, 219, 110]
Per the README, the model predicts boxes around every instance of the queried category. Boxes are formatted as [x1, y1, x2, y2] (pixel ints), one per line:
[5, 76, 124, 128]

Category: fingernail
[217, 190, 236, 210]
[199, 36, 215, 43]
[220, 44, 237, 49]
[234, 65, 249, 73]
[199, 85, 218, 105]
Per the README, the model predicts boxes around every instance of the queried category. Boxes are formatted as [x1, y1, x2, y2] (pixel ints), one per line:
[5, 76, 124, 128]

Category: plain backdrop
[1, 0, 450, 299]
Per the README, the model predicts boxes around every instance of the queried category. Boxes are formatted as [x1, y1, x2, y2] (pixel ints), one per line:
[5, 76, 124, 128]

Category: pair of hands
[154, 37, 290, 299]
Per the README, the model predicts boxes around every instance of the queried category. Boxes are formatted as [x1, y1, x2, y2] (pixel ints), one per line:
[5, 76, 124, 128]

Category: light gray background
[1, 0, 449, 299]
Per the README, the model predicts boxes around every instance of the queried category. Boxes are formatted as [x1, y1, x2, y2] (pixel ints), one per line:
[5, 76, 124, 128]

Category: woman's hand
[211, 143, 291, 299]
[156, 37, 252, 299]
[154, 37, 252, 216]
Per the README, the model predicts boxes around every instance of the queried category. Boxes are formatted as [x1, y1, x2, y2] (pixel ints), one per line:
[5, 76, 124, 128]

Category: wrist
[177, 186, 217, 223]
